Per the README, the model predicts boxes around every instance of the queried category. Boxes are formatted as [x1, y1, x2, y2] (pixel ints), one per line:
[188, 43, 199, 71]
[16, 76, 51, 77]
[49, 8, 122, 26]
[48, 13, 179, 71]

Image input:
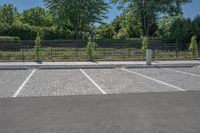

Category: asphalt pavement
[0, 91, 200, 133]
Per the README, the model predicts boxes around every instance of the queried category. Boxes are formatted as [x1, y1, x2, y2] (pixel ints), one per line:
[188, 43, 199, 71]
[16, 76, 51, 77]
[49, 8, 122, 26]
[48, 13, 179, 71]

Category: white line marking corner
[13, 69, 36, 97]
[80, 69, 107, 94]
[162, 68, 200, 78]
[121, 68, 185, 92]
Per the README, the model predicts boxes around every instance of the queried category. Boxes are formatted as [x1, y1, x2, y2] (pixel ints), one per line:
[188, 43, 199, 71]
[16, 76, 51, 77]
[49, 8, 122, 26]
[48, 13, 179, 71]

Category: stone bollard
[146, 49, 152, 65]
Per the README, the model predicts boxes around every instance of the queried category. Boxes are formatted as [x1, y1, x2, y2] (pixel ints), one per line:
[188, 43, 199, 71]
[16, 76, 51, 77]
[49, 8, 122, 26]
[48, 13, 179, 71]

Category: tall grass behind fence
[0, 39, 199, 61]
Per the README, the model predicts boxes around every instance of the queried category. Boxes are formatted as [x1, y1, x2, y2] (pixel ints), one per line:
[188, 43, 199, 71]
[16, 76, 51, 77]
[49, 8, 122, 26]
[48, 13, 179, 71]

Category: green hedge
[0, 36, 20, 41]
[0, 22, 73, 40]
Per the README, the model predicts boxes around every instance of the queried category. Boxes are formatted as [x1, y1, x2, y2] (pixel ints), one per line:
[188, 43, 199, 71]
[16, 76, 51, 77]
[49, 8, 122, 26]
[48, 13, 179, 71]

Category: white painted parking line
[121, 68, 186, 91]
[13, 69, 36, 97]
[162, 68, 200, 78]
[80, 69, 107, 94]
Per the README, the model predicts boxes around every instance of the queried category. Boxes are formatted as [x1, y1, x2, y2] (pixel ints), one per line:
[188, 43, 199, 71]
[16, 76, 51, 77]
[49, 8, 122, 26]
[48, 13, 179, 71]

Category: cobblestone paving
[83, 69, 177, 94]
[18, 70, 101, 97]
[1, 67, 200, 98]
[168, 67, 200, 75]
[129, 68, 200, 91]
[0, 70, 31, 98]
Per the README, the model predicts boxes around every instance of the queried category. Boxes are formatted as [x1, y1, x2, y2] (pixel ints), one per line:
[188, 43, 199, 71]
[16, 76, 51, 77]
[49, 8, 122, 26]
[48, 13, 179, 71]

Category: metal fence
[0, 40, 199, 62]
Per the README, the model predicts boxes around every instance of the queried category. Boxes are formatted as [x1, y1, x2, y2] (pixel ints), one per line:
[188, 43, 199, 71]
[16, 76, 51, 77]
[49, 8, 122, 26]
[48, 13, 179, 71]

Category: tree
[94, 24, 115, 39]
[0, 4, 17, 24]
[142, 37, 148, 56]
[116, 28, 129, 39]
[112, 0, 191, 37]
[35, 32, 42, 61]
[157, 16, 179, 37]
[169, 17, 194, 47]
[21, 7, 53, 27]
[44, 0, 109, 39]
[86, 37, 94, 60]
[112, 10, 141, 38]
[193, 15, 200, 43]
[189, 36, 198, 58]
[94, 9, 141, 39]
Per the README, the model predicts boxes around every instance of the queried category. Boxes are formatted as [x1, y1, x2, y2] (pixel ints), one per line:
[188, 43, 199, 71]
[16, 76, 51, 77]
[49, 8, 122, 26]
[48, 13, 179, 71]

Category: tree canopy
[0, 4, 17, 24]
[0, 0, 199, 44]
[112, 0, 191, 37]
[44, 0, 109, 39]
[20, 7, 53, 27]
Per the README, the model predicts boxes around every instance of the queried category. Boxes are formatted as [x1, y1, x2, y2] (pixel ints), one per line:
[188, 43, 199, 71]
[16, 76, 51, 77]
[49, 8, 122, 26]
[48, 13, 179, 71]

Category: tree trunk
[141, 15, 150, 37]
[74, 29, 80, 40]
[140, 0, 150, 37]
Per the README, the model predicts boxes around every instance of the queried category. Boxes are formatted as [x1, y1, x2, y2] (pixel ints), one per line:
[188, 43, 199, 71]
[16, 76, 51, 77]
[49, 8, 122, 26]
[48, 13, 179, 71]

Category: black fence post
[152, 44, 155, 59]
[128, 43, 131, 57]
[198, 43, 200, 58]
[157, 43, 159, 60]
[94, 42, 97, 60]
[175, 43, 178, 58]
[20, 41, 24, 62]
[51, 41, 53, 61]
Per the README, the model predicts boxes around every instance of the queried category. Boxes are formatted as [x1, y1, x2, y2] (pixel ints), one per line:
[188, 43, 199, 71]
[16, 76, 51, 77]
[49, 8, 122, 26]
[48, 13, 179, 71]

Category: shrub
[189, 36, 198, 58]
[86, 37, 94, 60]
[142, 37, 148, 53]
[35, 32, 41, 61]
[0, 36, 20, 41]
[0, 22, 38, 40]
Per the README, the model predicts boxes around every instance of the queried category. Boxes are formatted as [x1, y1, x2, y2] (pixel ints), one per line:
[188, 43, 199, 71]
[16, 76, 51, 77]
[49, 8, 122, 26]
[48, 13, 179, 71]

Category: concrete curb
[0, 63, 199, 70]
[0, 66, 30, 70]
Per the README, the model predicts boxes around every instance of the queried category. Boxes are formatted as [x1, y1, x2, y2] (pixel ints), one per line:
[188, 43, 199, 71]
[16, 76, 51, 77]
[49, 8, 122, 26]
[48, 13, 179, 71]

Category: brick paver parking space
[18, 70, 101, 97]
[165, 67, 200, 76]
[83, 69, 177, 94]
[1, 65, 200, 133]
[0, 67, 200, 98]
[128, 68, 200, 91]
[0, 70, 31, 98]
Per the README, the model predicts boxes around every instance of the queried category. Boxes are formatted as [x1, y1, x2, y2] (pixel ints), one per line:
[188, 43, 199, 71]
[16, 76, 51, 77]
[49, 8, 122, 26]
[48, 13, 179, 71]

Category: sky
[0, 0, 200, 23]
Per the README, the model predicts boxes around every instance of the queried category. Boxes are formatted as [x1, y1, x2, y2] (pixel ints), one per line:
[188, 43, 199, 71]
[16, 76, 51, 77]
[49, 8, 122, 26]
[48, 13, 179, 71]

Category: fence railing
[0, 40, 199, 62]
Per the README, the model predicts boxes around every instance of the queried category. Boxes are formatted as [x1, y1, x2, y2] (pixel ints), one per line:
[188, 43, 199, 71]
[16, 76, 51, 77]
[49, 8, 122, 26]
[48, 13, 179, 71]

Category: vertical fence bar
[198, 43, 200, 57]
[50, 42, 53, 61]
[152, 44, 155, 59]
[175, 43, 178, 58]
[157, 43, 159, 60]
[21, 41, 24, 62]
[128, 43, 131, 58]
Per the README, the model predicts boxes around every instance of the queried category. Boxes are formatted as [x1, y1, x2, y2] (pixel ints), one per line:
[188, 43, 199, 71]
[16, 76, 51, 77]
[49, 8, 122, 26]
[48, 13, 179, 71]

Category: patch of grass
[0, 47, 197, 61]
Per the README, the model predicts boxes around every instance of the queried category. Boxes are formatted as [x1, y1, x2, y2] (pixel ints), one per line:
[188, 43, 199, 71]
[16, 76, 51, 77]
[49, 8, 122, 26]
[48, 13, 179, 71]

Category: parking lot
[1, 66, 200, 133]
[0, 67, 200, 98]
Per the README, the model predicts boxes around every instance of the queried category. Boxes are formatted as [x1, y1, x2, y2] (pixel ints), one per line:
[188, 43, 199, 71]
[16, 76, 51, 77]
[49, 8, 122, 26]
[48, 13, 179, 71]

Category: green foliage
[94, 24, 115, 39]
[142, 37, 148, 53]
[0, 4, 17, 24]
[112, 0, 191, 36]
[0, 36, 20, 41]
[44, 0, 109, 39]
[112, 11, 141, 38]
[169, 17, 194, 47]
[0, 22, 38, 40]
[35, 32, 41, 61]
[0, 1, 200, 43]
[189, 36, 198, 57]
[95, 10, 141, 39]
[0, 22, 73, 40]
[21, 7, 53, 27]
[157, 16, 179, 37]
[86, 37, 94, 60]
[116, 28, 129, 39]
[41, 27, 73, 40]
[193, 15, 200, 43]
